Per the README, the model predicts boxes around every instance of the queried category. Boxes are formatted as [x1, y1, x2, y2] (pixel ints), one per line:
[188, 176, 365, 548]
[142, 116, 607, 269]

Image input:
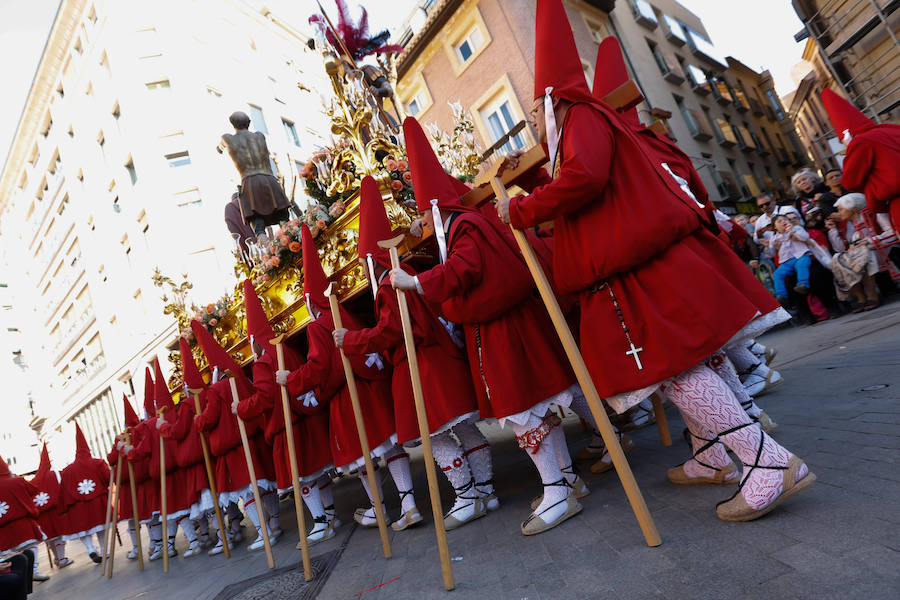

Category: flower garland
[192, 295, 231, 332]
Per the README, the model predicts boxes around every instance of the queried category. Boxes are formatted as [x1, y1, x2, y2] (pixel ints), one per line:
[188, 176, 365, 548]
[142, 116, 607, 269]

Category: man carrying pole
[111, 396, 145, 568]
[236, 280, 332, 574]
[191, 320, 281, 555]
[334, 176, 493, 533]
[275, 224, 400, 556]
[493, 0, 814, 522]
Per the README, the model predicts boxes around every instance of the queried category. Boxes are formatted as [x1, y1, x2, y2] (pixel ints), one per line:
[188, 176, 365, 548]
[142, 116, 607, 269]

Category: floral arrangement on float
[193, 295, 232, 333]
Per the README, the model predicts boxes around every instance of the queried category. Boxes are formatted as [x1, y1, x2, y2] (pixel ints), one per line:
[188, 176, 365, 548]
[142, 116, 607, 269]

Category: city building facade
[792, 0, 900, 125]
[0, 0, 327, 464]
[393, 0, 809, 213]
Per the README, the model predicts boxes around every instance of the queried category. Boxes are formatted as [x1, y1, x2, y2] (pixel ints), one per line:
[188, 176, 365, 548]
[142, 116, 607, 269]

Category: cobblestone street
[30, 303, 900, 600]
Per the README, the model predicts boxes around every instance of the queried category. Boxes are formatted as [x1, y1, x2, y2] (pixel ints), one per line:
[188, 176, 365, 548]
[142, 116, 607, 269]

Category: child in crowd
[771, 214, 813, 304]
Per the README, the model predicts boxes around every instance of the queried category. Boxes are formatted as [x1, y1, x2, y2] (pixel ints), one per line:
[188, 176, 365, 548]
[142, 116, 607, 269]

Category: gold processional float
[152, 26, 484, 396]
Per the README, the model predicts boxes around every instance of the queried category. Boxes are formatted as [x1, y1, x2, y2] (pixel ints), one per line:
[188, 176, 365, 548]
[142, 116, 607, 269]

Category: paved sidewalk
[29, 303, 900, 599]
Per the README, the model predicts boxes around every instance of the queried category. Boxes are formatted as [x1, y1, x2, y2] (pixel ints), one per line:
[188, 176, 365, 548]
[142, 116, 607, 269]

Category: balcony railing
[684, 108, 713, 141]
[52, 305, 96, 362]
[653, 49, 685, 84]
[711, 79, 733, 105]
[60, 353, 107, 399]
[661, 14, 687, 46]
[737, 126, 756, 152]
[715, 118, 738, 147]
[686, 65, 710, 95]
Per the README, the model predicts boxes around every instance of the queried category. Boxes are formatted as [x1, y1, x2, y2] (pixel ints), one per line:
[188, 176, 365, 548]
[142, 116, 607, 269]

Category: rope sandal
[668, 429, 738, 485]
[323, 504, 341, 528]
[300, 514, 335, 548]
[521, 478, 583, 536]
[531, 464, 589, 510]
[716, 423, 816, 521]
[590, 432, 635, 474]
[390, 490, 423, 532]
[443, 479, 486, 531]
[475, 478, 500, 512]
[353, 503, 390, 528]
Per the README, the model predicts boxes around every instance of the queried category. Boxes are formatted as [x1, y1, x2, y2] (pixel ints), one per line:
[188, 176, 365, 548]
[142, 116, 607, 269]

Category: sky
[0, 0, 806, 170]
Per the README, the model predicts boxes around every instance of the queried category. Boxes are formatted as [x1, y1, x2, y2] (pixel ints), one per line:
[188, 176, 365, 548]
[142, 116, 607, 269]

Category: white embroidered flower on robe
[77, 479, 96, 495]
[33, 492, 50, 507]
[0, 500, 9, 518]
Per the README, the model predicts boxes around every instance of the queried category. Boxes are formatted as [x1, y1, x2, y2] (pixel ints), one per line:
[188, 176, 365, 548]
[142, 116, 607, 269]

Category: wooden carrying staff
[227, 377, 276, 569]
[487, 174, 662, 548]
[325, 283, 392, 560]
[106, 454, 123, 578]
[379, 236, 455, 591]
[124, 431, 144, 571]
[100, 455, 117, 575]
[270, 336, 313, 581]
[188, 388, 231, 559]
[158, 408, 169, 573]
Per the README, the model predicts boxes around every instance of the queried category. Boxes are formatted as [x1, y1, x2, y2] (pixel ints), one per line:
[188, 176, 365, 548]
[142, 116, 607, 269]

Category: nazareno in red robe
[195, 378, 276, 497]
[0, 457, 44, 552]
[58, 428, 110, 538]
[343, 267, 479, 444]
[841, 124, 900, 227]
[159, 397, 210, 511]
[237, 345, 332, 490]
[509, 102, 776, 400]
[107, 444, 134, 522]
[128, 416, 196, 518]
[29, 445, 65, 540]
[125, 420, 158, 522]
[286, 311, 395, 471]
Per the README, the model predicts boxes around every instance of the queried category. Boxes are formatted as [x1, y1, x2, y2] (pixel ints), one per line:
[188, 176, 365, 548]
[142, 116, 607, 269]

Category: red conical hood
[74, 422, 92, 459]
[242, 279, 276, 348]
[0, 454, 9, 477]
[821, 88, 874, 137]
[35, 443, 52, 478]
[153, 358, 175, 413]
[447, 174, 472, 198]
[302, 224, 331, 312]
[122, 393, 140, 428]
[404, 117, 466, 213]
[534, 0, 594, 104]
[358, 176, 394, 270]
[179, 336, 206, 391]
[142, 366, 155, 420]
[190, 319, 253, 395]
[593, 36, 641, 128]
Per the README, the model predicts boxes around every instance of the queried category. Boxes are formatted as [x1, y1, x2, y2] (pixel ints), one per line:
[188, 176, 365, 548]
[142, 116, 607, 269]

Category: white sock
[81, 536, 97, 555]
[384, 447, 417, 514]
[318, 475, 335, 521]
[127, 520, 138, 549]
[432, 430, 474, 500]
[546, 423, 577, 486]
[149, 523, 162, 548]
[512, 415, 568, 518]
[300, 480, 327, 522]
[245, 498, 262, 534]
[453, 422, 494, 496]
[195, 516, 209, 539]
[29, 547, 39, 573]
[52, 539, 66, 561]
[97, 531, 106, 555]
[359, 466, 385, 512]
[726, 344, 761, 374]
[179, 517, 198, 543]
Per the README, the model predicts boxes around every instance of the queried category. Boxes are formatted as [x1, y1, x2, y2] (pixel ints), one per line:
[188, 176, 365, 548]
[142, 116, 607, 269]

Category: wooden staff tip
[269, 333, 287, 345]
[377, 234, 406, 250]
[324, 281, 336, 297]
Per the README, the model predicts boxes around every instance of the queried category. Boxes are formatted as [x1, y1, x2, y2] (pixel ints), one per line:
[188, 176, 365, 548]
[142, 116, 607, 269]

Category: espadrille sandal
[301, 516, 335, 548]
[353, 505, 390, 528]
[765, 347, 777, 365]
[530, 464, 588, 510]
[391, 506, 424, 532]
[443, 480, 486, 531]
[668, 462, 738, 485]
[590, 434, 635, 473]
[757, 411, 778, 432]
[521, 488, 582, 536]
[716, 452, 816, 522]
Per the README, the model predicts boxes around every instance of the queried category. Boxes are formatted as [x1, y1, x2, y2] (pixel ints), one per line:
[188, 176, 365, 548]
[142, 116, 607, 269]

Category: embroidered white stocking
[300, 480, 327, 520]
[707, 351, 762, 418]
[453, 422, 494, 497]
[384, 447, 417, 514]
[511, 415, 568, 521]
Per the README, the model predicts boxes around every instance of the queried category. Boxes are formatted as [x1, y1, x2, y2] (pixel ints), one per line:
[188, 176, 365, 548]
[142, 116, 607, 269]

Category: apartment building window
[174, 188, 202, 208]
[630, 0, 658, 29]
[87, 5, 97, 25]
[206, 86, 223, 98]
[248, 105, 268, 133]
[406, 89, 429, 117]
[124, 156, 137, 184]
[40, 112, 52, 138]
[661, 14, 687, 45]
[97, 131, 106, 161]
[165, 151, 191, 167]
[647, 40, 684, 84]
[73, 37, 83, 56]
[282, 118, 301, 146]
[675, 96, 711, 141]
[56, 82, 64, 99]
[67, 125, 74, 138]
[145, 79, 171, 92]
[456, 27, 483, 63]
[136, 27, 162, 59]
[99, 51, 112, 78]
[482, 99, 526, 154]
[85, 81, 93, 97]
[112, 102, 120, 121]
[584, 18, 609, 44]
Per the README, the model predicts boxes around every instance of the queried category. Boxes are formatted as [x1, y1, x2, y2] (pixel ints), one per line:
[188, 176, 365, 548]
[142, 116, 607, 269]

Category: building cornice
[0, 0, 87, 225]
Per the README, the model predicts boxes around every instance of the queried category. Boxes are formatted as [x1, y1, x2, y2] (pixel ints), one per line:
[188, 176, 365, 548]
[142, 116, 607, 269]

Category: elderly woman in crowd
[791, 168, 833, 216]
[826, 193, 892, 312]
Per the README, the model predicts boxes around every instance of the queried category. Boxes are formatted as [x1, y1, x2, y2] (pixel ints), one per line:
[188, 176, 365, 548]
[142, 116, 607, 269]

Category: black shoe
[793, 284, 810, 295]
[89, 552, 102, 564]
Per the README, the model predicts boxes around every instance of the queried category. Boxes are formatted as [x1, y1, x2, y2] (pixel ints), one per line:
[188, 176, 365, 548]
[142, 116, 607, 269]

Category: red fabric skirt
[116, 480, 133, 521]
[62, 495, 107, 536]
[329, 378, 395, 469]
[213, 434, 276, 494]
[37, 508, 63, 540]
[0, 517, 44, 552]
[136, 479, 159, 522]
[579, 227, 779, 398]
[462, 295, 575, 420]
[392, 344, 478, 444]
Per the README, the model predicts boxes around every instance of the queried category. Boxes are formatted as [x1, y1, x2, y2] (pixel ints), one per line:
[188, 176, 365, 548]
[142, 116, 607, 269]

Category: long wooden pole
[650, 393, 672, 447]
[100, 457, 116, 575]
[380, 237, 454, 590]
[106, 456, 123, 578]
[490, 176, 662, 547]
[227, 377, 276, 569]
[158, 410, 169, 573]
[125, 432, 144, 571]
[325, 284, 392, 559]
[271, 338, 313, 580]
[190, 389, 230, 559]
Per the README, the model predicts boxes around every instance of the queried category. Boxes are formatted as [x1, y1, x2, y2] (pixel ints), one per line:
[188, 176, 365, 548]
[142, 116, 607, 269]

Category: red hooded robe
[58, 424, 109, 537]
[29, 443, 65, 540]
[342, 176, 478, 443]
[0, 455, 44, 552]
[285, 225, 395, 469]
[508, 0, 772, 399]
[106, 395, 140, 522]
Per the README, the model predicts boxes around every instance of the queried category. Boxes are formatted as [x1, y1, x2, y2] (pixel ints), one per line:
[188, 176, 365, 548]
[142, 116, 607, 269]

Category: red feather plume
[310, 0, 404, 61]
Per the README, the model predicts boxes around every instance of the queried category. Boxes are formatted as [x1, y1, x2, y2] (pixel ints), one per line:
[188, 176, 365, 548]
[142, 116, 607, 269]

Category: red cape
[841, 124, 900, 223]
